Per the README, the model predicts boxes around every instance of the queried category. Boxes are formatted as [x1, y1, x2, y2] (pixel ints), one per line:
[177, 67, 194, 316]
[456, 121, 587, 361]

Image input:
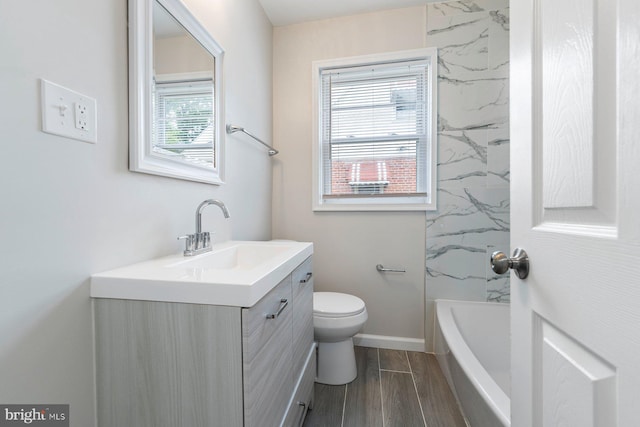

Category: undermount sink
[90, 240, 313, 307]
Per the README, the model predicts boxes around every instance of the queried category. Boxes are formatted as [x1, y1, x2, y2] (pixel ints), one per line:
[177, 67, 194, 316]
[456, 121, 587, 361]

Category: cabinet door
[281, 345, 316, 427]
[95, 300, 243, 427]
[242, 277, 293, 427]
[291, 257, 314, 377]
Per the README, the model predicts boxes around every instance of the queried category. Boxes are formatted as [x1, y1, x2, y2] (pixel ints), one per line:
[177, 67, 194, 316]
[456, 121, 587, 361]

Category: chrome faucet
[178, 199, 230, 256]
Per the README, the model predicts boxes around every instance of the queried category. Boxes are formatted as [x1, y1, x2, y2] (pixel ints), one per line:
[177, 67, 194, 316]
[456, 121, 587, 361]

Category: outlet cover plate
[41, 79, 97, 143]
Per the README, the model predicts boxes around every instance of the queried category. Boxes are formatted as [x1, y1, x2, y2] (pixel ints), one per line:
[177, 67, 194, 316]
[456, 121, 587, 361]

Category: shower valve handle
[490, 248, 529, 279]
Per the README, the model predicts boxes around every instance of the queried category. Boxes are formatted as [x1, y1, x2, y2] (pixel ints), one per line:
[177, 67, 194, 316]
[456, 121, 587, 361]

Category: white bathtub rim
[436, 299, 510, 426]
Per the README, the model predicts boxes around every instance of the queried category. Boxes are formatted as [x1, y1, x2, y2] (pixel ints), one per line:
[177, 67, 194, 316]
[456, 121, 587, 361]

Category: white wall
[272, 7, 428, 347]
[0, 0, 272, 425]
[155, 34, 214, 74]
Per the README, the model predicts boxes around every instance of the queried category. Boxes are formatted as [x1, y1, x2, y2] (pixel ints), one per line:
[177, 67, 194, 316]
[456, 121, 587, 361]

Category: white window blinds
[320, 59, 430, 199]
[153, 79, 215, 167]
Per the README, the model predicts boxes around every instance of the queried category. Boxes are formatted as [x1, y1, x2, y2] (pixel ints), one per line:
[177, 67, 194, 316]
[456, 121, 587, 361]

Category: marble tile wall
[425, 0, 510, 350]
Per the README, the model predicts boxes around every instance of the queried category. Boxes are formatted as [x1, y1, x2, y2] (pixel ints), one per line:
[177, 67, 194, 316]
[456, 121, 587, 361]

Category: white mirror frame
[129, 0, 225, 184]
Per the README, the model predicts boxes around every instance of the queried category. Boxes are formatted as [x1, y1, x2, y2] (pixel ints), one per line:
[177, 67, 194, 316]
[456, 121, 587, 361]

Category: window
[153, 76, 215, 168]
[312, 49, 437, 211]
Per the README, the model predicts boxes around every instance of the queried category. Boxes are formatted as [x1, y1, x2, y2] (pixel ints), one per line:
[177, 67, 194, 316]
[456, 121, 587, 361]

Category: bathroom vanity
[91, 241, 314, 427]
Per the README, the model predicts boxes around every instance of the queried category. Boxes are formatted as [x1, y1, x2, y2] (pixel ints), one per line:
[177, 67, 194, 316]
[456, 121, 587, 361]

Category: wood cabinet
[94, 257, 315, 427]
[284, 256, 315, 425]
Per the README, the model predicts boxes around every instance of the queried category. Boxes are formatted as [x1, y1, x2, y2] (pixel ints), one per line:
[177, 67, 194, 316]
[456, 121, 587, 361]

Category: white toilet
[313, 292, 368, 385]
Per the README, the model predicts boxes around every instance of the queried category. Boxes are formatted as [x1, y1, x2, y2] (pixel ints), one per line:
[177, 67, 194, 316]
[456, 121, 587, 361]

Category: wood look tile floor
[303, 347, 467, 427]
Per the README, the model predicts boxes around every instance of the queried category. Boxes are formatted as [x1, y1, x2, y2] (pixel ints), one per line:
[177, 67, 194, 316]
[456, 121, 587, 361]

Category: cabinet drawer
[281, 344, 316, 427]
[242, 277, 293, 427]
[292, 256, 313, 300]
[242, 277, 292, 354]
[292, 257, 314, 376]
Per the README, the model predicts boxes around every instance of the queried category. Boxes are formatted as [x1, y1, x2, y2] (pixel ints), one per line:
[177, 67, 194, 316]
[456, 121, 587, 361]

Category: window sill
[312, 202, 436, 212]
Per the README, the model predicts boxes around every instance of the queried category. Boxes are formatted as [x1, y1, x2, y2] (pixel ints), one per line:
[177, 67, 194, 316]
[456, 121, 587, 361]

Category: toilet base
[315, 338, 357, 385]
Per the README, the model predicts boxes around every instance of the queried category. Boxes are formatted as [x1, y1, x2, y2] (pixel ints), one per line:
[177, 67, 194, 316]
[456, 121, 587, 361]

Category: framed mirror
[129, 0, 225, 184]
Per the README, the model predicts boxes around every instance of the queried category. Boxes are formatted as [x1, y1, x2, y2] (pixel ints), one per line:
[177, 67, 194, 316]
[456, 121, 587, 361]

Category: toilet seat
[313, 292, 365, 318]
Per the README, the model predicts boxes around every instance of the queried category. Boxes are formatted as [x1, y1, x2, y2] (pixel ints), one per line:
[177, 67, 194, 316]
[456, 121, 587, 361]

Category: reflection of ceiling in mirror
[153, 1, 184, 38]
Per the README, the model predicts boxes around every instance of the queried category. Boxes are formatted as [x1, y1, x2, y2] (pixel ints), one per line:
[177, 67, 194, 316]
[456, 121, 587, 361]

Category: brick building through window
[330, 158, 418, 195]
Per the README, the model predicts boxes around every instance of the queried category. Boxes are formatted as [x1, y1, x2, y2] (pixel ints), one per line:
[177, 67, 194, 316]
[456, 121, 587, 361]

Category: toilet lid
[313, 292, 366, 318]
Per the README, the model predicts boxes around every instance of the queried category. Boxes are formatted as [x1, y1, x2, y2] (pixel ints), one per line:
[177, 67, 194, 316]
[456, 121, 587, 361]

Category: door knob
[490, 248, 529, 279]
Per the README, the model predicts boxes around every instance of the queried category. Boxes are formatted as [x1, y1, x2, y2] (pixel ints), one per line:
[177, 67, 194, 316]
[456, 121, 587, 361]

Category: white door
[510, 0, 640, 426]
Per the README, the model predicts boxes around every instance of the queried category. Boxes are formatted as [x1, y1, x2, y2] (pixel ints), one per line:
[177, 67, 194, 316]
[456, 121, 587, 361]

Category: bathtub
[434, 299, 510, 427]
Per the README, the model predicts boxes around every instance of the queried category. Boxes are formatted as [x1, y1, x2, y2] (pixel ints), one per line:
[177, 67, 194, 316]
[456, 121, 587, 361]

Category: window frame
[312, 48, 438, 212]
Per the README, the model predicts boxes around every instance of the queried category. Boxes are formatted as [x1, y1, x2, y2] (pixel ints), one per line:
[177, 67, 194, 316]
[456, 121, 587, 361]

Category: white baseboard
[353, 333, 425, 352]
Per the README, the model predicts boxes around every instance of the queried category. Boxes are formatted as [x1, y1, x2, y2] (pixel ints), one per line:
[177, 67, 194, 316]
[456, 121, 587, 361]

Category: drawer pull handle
[300, 272, 313, 283]
[296, 401, 307, 426]
[266, 299, 288, 319]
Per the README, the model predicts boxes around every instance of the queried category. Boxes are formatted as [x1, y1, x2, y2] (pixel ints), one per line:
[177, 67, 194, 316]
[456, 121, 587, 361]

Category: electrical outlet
[41, 79, 97, 143]
[75, 102, 88, 131]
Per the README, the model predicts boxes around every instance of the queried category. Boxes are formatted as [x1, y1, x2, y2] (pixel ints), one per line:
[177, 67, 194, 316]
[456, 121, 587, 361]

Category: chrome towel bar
[226, 124, 279, 156]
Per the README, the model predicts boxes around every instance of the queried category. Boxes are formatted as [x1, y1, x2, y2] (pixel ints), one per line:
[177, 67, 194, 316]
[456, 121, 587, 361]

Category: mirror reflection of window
[152, 1, 216, 170]
[153, 76, 214, 167]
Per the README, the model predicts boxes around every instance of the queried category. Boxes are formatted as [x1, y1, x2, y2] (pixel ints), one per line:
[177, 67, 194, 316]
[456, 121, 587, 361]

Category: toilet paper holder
[376, 264, 406, 273]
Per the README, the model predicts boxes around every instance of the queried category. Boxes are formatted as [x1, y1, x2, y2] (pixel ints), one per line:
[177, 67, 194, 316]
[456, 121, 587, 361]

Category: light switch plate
[41, 79, 97, 143]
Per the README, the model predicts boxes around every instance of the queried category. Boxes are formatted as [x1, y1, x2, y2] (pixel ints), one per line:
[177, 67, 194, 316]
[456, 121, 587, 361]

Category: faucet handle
[177, 234, 195, 252]
[202, 232, 211, 249]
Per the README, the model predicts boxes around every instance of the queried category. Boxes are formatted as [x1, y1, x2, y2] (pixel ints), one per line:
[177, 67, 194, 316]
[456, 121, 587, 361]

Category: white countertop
[90, 240, 313, 307]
